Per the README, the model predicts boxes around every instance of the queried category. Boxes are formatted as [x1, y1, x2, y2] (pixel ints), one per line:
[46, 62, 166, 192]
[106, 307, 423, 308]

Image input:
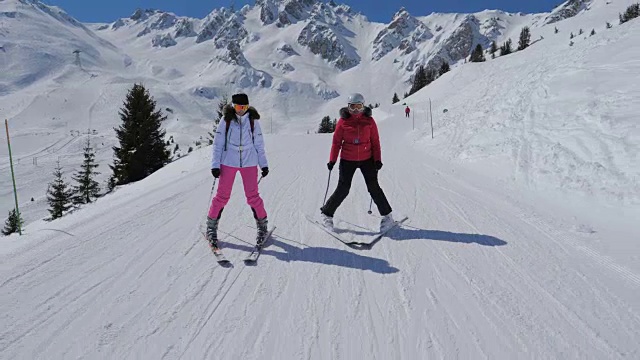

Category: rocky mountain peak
[545, 0, 592, 25]
[372, 7, 432, 61]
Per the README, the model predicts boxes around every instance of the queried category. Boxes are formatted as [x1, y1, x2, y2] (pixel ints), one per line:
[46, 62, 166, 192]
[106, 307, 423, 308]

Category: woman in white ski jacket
[206, 93, 269, 249]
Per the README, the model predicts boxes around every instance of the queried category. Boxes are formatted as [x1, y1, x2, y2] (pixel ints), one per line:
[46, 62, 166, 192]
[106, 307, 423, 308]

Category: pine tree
[469, 44, 485, 62]
[489, 41, 498, 58]
[403, 92, 409, 99]
[216, 94, 228, 124]
[392, 93, 400, 104]
[107, 176, 116, 193]
[47, 161, 73, 221]
[425, 69, 436, 84]
[2, 209, 23, 236]
[570, 32, 575, 39]
[590, 29, 596, 36]
[606, 22, 612, 29]
[619, 3, 639, 24]
[318, 116, 333, 133]
[579, 28, 583, 35]
[499, 38, 513, 56]
[208, 94, 228, 143]
[439, 61, 450, 76]
[518, 26, 531, 50]
[110, 84, 171, 186]
[555, 27, 559, 34]
[408, 65, 429, 95]
[72, 137, 100, 205]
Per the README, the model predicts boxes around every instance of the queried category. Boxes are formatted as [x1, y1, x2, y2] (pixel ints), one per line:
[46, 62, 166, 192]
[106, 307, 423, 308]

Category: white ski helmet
[348, 93, 365, 105]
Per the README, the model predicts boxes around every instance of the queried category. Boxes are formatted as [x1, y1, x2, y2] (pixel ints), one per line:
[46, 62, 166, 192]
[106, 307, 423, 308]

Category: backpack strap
[247, 107, 259, 142]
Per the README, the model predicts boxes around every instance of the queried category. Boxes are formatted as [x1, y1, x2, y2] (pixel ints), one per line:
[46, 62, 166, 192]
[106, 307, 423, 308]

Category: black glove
[261, 167, 269, 177]
[327, 161, 336, 171]
[375, 161, 383, 170]
[211, 168, 220, 178]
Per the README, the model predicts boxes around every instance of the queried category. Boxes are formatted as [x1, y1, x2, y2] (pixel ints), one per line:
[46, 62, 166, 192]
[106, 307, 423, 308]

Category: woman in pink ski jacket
[206, 93, 269, 249]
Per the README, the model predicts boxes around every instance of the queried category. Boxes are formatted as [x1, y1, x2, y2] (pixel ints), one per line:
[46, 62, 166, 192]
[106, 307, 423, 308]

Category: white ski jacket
[211, 110, 268, 169]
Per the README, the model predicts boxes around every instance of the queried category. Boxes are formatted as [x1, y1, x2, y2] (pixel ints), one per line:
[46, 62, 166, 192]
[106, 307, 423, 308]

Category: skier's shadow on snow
[333, 223, 506, 246]
[221, 239, 399, 274]
[387, 225, 507, 246]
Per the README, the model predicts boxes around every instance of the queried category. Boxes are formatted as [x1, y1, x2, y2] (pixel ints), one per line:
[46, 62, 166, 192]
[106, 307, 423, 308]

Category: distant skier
[206, 93, 269, 249]
[405, 106, 411, 118]
[320, 93, 394, 232]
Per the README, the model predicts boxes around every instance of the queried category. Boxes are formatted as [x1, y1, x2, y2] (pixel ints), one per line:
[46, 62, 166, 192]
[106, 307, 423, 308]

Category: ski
[202, 231, 231, 266]
[305, 215, 364, 247]
[212, 247, 231, 265]
[363, 217, 409, 247]
[306, 215, 408, 248]
[244, 227, 276, 264]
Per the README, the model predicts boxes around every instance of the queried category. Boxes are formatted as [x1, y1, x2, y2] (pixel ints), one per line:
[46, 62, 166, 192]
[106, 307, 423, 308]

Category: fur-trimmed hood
[339, 106, 372, 119]
[223, 104, 261, 122]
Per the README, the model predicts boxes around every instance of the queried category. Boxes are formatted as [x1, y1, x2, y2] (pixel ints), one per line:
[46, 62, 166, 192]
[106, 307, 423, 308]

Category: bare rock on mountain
[149, 12, 177, 30]
[174, 18, 196, 38]
[271, 61, 295, 73]
[440, 15, 489, 63]
[130, 8, 157, 22]
[196, 8, 231, 43]
[194, 11, 249, 48]
[215, 42, 249, 66]
[257, 0, 278, 25]
[297, 21, 359, 70]
[152, 34, 176, 48]
[545, 0, 591, 25]
[480, 16, 505, 40]
[276, 0, 316, 27]
[372, 7, 432, 61]
[277, 43, 299, 56]
[213, 13, 249, 49]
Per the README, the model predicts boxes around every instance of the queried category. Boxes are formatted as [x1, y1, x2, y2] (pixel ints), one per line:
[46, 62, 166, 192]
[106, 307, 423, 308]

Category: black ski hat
[231, 93, 249, 105]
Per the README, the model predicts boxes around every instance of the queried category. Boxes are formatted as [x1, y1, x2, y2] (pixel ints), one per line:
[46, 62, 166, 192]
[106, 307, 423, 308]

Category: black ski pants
[321, 158, 392, 217]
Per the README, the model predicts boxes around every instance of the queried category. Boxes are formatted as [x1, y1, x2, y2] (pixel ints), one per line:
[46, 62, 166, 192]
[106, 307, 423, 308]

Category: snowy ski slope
[1, 108, 639, 358]
[405, 1, 640, 206]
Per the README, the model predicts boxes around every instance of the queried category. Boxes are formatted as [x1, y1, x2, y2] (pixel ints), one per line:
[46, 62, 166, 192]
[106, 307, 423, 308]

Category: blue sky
[41, 0, 563, 23]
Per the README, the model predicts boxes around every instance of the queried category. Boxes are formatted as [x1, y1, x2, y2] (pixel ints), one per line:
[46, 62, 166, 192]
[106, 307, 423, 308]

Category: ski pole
[204, 178, 218, 222]
[322, 169, 332, 206]
[209, 178, 217, 201]
[367, 198, 373, 214]
[258, 175, 264, 185]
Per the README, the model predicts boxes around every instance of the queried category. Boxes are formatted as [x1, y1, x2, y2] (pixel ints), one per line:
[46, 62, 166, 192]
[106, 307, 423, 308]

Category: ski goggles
[348, 103, 364, 111]
[233, 104, 249, 112]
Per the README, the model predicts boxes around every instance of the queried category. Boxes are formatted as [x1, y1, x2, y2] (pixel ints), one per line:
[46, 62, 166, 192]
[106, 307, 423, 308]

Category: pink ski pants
[208, 165, 267, 220]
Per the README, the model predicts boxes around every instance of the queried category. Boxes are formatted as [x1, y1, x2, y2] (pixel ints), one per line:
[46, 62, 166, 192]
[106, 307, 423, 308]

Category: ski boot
[206, 217, 220, 249]
[380, 213, 395, 233]
[256, 217, 269, 248]
[320, 212, 334, 230]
